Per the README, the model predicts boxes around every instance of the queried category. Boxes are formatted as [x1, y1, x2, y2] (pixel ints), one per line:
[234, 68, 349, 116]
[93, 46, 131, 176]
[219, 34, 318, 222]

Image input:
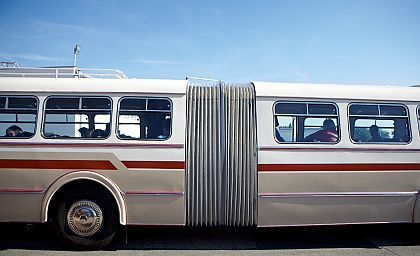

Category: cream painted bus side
[1, 70, 419, 249]
[0, 77, 188, 249]
[254, 81, 420, 226]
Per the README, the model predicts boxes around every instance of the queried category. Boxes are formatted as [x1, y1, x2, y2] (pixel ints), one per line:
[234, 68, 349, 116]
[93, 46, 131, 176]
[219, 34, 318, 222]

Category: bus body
[1, 67, 419, 249]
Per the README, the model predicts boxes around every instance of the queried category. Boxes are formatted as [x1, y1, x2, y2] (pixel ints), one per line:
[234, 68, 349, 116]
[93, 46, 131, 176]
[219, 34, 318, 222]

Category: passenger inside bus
[90, 129, 107, 138]
[5, 125, 33, 137]
[393, 120, 409, 142]
[303, 119, 338, 142]
[368, 125, 384, 142]
[157, 118, 170, 139]
[144, 100, 167, 138]
[78, 127, 91, 137]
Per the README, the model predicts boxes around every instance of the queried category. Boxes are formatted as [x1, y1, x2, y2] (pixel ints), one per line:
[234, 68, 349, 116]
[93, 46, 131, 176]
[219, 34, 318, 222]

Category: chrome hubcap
[67, 200, 103, 237]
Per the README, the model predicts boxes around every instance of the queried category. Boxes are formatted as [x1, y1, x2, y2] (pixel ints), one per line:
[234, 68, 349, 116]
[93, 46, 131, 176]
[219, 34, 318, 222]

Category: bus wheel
[52, 186, 119, 250]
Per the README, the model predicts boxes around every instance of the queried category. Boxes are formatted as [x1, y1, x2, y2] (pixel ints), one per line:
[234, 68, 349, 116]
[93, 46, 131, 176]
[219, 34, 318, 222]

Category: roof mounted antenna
[73, 45, 81, 67]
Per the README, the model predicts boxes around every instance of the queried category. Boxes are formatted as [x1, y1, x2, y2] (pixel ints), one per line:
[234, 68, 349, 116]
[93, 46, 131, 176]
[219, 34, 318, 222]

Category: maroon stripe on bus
[258, 163, 420, 172]
[0, 159, 117, 170]
[122, 161, 185, 169]
[1, 141, 184, 148]
[258, 146, 419, 152]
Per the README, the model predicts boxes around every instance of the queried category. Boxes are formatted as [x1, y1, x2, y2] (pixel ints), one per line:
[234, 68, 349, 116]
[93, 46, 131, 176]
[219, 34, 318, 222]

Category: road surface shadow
[0, 222, 418, 251]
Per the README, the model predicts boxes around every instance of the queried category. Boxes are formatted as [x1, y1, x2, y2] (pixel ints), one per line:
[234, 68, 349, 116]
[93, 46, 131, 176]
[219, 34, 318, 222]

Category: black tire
[52, 185, 119, 250]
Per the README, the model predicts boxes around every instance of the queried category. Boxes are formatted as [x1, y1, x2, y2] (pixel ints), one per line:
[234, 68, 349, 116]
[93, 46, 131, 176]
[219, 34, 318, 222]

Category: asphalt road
[0, 222, 419, 255]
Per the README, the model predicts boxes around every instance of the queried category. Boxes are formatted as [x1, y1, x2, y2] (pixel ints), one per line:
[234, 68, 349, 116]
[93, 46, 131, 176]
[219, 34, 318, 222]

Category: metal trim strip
[0, 188, 46, 194]
[258, 163, 420, 172]
[123, 190, 184, 196]
[257, 220, 412, 228]
[258, 191, 418, 198]
[123, 161, 185, 169]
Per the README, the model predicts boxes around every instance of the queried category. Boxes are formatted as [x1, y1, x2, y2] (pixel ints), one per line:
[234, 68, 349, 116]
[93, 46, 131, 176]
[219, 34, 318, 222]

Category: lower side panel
[257, 195, 416, 226]
[0, 193, 44, 222]
[125, 195, 185, 225]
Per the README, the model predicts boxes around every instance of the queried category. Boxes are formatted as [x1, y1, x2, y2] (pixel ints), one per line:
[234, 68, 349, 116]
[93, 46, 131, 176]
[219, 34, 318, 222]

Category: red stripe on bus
[1, 141, 184, 148]
[258, 146, 419, 152]
[0, 159, 117, 170]
[122, 161, 185, 169]
[258, 163, 420, 172]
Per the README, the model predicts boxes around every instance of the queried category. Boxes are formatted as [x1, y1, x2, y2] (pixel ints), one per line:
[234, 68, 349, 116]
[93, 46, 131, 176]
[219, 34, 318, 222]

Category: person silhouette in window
[368, 125, 384, 142]
[304, 119, 338, 142]
[157, 119, 170, 139]
[5, 125, 33, 137]
[78, 127, 91, 138]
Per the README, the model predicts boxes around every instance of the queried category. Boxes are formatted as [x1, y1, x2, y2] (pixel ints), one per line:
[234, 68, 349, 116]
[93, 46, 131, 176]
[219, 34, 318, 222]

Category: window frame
[117, 96, 173, 140]
[272, 101, 340, 144]
[0, 95, 38, 139]
[42, 95, 113, 139]
[417, 105, 420, 137]
[348, 102, 411, 144]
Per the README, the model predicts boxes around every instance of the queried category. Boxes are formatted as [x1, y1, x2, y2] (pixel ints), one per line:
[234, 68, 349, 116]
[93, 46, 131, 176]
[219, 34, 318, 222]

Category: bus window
[418, 106, 420, 137]
[118, 97, 172, 140]
[349, 103, 410, 143]
[0, 96, 37, 138]
[43, 96, 111, 139]
[273, 101, 339, 143]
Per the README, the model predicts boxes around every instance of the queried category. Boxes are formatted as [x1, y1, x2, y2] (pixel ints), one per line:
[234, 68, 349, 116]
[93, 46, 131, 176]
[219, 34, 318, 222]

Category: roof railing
[0, 66, 128, 79]
[1, 61, 20, 68]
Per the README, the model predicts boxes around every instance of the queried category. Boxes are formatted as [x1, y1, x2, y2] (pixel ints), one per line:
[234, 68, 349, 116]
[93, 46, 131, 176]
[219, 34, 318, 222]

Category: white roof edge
[252, 81, 420, 102]
[0, 77, 188, 95]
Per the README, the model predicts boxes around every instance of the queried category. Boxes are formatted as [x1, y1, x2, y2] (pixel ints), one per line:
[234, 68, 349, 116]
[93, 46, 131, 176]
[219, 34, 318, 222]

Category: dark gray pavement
[0, 222, 419, 255]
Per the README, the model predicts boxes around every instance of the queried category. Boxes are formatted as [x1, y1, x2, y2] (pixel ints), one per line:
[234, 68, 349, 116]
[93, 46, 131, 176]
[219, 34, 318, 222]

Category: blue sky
[1, 0, 419, 85]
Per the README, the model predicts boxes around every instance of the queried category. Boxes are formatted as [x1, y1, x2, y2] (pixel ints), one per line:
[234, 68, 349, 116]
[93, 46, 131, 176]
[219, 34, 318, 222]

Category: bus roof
[253, 81, 420, 102]
[0, 77, 188, 95]
[1, 75, 419, 102]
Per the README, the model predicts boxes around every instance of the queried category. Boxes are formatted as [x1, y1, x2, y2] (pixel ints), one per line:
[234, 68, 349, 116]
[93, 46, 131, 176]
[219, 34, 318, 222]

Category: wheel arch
[41, 171, 126, 225]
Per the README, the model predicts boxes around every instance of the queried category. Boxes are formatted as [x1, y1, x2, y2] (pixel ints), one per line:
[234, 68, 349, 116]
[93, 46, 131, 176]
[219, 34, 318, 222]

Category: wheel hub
[67, 200, 103, 237]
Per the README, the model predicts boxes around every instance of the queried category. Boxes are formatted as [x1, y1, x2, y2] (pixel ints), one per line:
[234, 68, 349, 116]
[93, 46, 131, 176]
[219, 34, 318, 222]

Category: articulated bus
[1, 67, 419, 249]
